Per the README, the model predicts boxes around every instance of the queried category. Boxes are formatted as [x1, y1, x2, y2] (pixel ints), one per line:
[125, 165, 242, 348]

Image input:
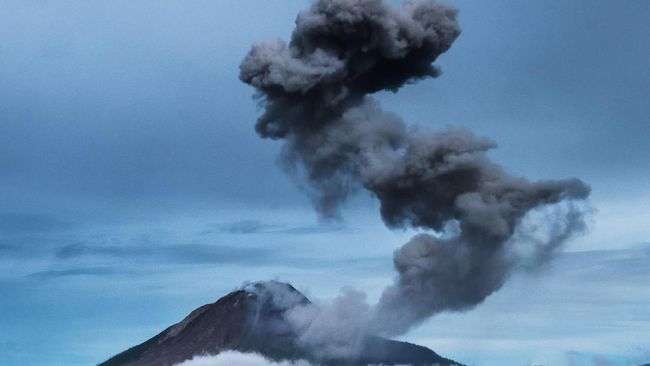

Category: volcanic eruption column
[240, 0, 590, 340]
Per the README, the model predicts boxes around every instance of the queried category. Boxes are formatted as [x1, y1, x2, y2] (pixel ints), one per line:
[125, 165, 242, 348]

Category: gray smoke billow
[240, 0, 590, 349]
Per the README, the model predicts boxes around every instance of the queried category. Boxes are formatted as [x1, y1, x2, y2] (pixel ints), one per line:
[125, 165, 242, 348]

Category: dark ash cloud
[240, 0, 591, 345]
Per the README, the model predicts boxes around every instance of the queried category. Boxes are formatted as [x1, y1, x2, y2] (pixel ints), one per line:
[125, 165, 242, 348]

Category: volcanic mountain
[99, 281, 461, 366]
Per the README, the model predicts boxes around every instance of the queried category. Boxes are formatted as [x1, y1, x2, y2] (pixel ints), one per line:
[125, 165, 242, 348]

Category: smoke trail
[241, 0, 590, 342]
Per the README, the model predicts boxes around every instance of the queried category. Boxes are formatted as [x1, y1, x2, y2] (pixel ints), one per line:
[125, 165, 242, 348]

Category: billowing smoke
[284, 288, 372, 359]
[240, 0, 461, 218]
[241, 0, 590, 350]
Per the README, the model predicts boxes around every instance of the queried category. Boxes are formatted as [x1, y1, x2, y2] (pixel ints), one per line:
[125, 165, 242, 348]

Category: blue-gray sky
[0, 1, 649, 365]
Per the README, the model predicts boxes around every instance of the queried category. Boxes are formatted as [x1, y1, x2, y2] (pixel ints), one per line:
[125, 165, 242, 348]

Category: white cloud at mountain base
[175, 351, 313, 366]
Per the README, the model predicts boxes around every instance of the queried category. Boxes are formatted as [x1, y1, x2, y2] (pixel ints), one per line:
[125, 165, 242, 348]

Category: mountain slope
[99, 281, 461, 366]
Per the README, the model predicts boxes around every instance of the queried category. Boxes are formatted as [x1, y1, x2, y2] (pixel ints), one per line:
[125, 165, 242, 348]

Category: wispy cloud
[214, 220, 347, 235]
[27, 267, 118, 280]
[217, 220, 276, 234]
[55, 242, 280, 266]
[0, 213, 73, 234]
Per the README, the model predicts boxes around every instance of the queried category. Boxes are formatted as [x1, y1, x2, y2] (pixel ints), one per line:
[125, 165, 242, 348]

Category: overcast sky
[1, 1, 649, 365]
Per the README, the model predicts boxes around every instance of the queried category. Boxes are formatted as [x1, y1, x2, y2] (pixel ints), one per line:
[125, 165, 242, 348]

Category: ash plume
[241, 0, 590, 349]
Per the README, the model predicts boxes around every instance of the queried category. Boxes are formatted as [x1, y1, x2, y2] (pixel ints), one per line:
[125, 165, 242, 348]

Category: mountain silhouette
[99, 281, 461, 366]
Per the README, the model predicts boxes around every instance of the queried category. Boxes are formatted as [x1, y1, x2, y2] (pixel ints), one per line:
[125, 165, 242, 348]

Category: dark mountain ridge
[100, 281, 461, 366]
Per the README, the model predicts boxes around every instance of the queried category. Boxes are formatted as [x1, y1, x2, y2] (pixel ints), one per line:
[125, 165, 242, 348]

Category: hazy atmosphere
[1, 1, 649, 365]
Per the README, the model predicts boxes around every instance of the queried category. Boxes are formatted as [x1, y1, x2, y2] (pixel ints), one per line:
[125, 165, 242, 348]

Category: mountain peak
[241, 280, 311, 310]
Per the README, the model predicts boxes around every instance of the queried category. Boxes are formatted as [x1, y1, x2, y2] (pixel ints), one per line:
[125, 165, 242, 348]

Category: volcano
[99, 281, 461, 366]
